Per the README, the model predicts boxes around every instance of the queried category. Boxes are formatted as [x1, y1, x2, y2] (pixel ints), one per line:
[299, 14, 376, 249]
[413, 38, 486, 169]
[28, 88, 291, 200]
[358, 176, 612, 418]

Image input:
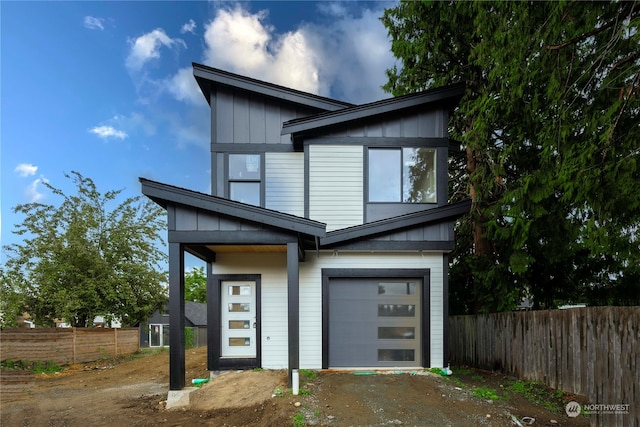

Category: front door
[220, 281, 256, 358]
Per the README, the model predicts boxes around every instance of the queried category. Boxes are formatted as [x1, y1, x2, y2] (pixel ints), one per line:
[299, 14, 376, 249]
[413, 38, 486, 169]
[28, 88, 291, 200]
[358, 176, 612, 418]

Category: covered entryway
[322, 269, 431, 369]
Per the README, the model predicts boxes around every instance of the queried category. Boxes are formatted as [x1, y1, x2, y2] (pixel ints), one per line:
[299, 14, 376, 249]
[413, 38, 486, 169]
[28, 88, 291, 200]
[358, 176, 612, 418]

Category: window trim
[225, 153, 265, 207]
[366, 146, 437, 204]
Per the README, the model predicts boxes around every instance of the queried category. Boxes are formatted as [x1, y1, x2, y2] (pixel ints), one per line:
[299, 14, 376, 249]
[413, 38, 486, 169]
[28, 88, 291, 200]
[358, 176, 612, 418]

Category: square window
[368, 148, 436, 203]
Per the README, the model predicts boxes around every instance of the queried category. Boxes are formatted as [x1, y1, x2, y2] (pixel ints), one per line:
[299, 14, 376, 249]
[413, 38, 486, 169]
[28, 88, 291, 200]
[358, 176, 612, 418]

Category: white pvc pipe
[292, 369, 299, 395]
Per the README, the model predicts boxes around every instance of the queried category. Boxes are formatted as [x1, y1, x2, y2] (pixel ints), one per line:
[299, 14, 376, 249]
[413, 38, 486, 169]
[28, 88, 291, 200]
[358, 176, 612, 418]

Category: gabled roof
[185, 301, 207, 326]
[140, 178, 327, 238]
[281, 83, 465, 139]
[193, 62, 353, 111]
[321, 200, 471, 246]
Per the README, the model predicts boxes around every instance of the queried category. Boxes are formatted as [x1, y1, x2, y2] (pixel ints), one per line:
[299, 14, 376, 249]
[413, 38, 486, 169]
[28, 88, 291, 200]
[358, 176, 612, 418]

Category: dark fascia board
[192, 62, 353, 111]
[140, 178, 326, 238]
[281, 83, 465, 137]
[320, 199, 471, 246]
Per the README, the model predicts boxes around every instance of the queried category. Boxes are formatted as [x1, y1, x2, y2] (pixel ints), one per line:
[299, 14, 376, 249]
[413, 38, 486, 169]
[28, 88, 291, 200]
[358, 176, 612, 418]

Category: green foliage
[0, 359, 62, 374]
[292, 412, 305, 427]
[185, 327, 195, 349]
[509, 380, 561, 413]
[382, 1, 640, 312]
[300, 369, 318, 380]
[472, 386, 500, 401]
[184, 266, 206, 303]
[3, 171, 168, 327]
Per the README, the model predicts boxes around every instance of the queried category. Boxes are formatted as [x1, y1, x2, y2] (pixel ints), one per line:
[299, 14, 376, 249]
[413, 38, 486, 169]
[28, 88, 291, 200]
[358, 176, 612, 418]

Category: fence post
[72, 328, 77, 364]
[114, 328, 118, 357]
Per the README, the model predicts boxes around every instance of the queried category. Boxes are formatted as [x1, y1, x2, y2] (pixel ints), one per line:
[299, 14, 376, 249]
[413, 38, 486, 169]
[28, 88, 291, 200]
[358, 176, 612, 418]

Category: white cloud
[14, 163, 38, 177]
[180, 19, 196, 34]
[125, 28, 186, 72]
[89, 125, 128, 140]
[301, 7, 396, 103]
[83, 16, 104, 31]
[110, 112, 157, 136]
[25, 176, 49, 203]
[193, 4, 394, 104]
[201, 6, 320, 94]
[166, 67, 203, 105]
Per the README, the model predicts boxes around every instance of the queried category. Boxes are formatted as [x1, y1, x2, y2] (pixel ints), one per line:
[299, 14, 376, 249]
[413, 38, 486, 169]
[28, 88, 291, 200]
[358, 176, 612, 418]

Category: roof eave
[140, 178, 327, 238]
[320, 199, 471, 246]
[281, 83, 465, 136]
[192, 63, 352, 111]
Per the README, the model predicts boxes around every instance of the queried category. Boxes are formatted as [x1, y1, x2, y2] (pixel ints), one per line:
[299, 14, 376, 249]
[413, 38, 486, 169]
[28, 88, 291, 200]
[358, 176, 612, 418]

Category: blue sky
[1, 1, 397, 265]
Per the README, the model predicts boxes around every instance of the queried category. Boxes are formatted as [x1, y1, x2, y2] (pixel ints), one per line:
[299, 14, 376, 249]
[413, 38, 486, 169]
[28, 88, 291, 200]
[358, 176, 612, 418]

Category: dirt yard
[1, 346, 590, 426]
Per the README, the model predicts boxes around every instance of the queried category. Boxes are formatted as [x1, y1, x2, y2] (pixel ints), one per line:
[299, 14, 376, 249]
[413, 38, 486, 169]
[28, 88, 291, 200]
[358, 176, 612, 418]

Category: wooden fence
[0, 327, 139, 366]
[449, 307, 639, 427]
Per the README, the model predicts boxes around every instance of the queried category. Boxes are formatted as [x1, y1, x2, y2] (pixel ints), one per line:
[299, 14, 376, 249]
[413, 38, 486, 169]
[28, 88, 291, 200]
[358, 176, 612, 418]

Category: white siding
[308, 145, 363, 231]
[212, 251, 445, 370]
[265, 152, 304, 216]
[299, 251, 445, 369]
[212, 253, 289, 369]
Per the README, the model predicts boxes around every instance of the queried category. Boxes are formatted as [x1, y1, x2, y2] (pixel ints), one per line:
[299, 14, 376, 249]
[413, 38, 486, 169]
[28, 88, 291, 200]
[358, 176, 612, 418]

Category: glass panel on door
[221, 281, 256, 357]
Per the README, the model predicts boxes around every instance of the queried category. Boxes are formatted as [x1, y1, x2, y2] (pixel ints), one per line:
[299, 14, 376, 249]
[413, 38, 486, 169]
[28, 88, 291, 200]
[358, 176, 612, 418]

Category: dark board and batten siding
[213, 86, 323, 146]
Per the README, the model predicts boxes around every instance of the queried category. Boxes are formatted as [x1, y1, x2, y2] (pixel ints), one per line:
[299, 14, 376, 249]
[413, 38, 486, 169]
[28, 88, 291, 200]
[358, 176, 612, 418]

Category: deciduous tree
[3, 171, 168, 326]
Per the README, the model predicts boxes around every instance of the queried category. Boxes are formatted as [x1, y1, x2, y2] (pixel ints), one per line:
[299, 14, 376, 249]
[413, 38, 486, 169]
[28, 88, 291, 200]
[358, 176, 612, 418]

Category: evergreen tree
[382, 1, 640, 312]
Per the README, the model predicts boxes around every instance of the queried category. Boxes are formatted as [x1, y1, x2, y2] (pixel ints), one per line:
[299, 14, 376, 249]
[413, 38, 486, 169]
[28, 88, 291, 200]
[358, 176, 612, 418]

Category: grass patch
[508, 380, 561, 413]
[272, 386, 284, 397]
[452, 367, 473, 375]
[473, 386, 500, 401]
[300, 369, 318, 380]
[297, 388, 311, 396]
[292, 411, 305, 427]
[0, 359, 63, 374]
[252, 367, 264, 372]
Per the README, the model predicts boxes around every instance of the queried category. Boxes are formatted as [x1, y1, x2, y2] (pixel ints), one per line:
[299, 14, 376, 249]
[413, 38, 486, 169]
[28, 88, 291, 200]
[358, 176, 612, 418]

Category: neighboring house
[139, 301, 207, 348]
[141, 63, 470, 390]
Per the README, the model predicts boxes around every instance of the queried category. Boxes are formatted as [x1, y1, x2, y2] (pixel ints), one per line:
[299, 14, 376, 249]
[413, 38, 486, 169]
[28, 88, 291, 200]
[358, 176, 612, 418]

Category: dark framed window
[368, 148, 436, 203]
[228, 154, 261, 206]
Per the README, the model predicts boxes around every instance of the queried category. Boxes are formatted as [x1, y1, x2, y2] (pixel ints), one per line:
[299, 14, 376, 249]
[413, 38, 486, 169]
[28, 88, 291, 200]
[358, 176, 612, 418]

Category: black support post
[287, 242, 299, 386]
[168, 242, 185, 390]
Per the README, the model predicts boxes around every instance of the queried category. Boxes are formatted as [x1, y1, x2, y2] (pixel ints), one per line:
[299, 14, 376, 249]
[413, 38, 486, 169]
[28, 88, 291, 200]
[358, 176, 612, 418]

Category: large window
[368, 148, 436, 203]
[228, 154, 261, 206]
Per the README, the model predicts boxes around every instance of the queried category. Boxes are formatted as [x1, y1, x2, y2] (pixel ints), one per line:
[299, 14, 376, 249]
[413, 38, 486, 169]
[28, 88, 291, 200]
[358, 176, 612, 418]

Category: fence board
[0, 328, 139, 365]
[449, 307, 639, 427]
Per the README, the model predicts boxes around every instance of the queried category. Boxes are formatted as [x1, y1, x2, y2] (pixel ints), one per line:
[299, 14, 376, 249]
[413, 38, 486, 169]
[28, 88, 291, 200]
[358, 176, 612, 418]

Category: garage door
[329, 278, 422, 368]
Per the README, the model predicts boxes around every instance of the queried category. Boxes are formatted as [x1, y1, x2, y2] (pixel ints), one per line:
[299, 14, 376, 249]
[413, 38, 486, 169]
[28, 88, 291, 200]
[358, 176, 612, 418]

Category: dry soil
[1, 346, 590, 426]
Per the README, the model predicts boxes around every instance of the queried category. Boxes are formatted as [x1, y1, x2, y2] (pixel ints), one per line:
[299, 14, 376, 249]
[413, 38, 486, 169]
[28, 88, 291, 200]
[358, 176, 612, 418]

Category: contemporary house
[141, 63, 470, 391]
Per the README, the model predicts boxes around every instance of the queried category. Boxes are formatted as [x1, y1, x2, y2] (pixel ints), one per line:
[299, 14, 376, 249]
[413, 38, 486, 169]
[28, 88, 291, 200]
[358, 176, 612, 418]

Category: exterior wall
[308, 145, 363, 231]
[325, 109, 446, 138]
[211, 250, 445, 370]
[211, 253, 289, 369]
[265, 152, 304, 216]
[213, 86, 320, 145]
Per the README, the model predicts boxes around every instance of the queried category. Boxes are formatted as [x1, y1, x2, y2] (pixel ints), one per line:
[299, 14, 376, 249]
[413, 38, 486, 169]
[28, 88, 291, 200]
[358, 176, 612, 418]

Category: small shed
[139, 301, 207, 348]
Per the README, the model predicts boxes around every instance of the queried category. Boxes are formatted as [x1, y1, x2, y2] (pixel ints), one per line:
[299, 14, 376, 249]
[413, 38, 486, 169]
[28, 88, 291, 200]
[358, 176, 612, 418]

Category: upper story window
[368, 148, 437, 203]
[228, 154, 261, 206]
